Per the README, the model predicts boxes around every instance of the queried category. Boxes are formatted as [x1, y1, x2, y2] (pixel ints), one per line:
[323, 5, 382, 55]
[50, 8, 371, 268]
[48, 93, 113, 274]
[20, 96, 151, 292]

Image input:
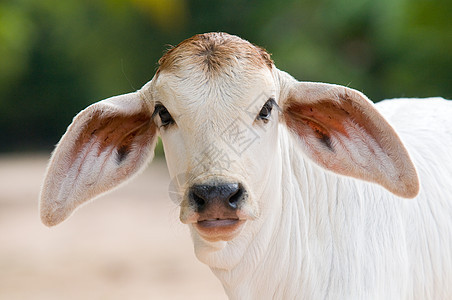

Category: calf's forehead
[149, 32, 276, 115]
[152, 68, 276, 114]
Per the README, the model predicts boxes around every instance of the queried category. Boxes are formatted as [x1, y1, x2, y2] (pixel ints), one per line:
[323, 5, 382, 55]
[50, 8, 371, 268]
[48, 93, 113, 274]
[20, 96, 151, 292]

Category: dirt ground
[0, 155, 226, 300]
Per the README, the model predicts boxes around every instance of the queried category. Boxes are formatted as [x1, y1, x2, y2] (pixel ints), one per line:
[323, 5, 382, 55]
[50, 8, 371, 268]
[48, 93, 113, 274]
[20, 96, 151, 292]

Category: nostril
[189, 183, 245, 211]
[192, 192, 206, 210]
[227, 186, 243, 209]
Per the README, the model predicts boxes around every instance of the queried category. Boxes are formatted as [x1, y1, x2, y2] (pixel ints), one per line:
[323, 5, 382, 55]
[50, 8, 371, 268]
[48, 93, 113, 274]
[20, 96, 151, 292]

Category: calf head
[40, 33, 419, 246]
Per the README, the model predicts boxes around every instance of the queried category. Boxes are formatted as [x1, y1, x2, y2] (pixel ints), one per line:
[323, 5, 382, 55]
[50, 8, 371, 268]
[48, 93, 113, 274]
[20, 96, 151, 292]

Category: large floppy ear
[278, 71, 419, 198]
[40, 91, 157, 226]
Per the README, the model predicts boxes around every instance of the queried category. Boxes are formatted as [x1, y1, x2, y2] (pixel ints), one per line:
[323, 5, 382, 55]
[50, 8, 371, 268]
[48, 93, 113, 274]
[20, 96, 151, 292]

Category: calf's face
[40, 33, 419, 252]
[151, 63, 279, 242]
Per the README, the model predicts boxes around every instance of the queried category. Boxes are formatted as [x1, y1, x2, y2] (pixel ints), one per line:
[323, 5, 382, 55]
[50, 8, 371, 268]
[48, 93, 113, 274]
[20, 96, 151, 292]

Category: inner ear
[284, 99, 359, 156]
[72, 110, 153, 166]
[281, 83, 419, 199]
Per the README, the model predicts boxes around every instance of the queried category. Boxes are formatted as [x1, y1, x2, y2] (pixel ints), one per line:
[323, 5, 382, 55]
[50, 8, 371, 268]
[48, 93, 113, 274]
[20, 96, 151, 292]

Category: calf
[41, 32, 452, 299]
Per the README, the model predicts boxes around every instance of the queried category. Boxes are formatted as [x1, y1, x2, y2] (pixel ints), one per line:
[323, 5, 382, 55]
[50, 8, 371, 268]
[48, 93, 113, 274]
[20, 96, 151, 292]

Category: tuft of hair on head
[156, 32, 273, 76]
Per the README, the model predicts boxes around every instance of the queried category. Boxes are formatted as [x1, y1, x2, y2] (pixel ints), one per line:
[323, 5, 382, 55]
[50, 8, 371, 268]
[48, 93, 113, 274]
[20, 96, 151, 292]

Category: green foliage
[0, 0, 450, 152]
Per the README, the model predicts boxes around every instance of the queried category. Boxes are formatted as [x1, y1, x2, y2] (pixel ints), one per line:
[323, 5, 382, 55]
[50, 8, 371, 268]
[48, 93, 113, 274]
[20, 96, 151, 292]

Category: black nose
[189, 183, 244, 212]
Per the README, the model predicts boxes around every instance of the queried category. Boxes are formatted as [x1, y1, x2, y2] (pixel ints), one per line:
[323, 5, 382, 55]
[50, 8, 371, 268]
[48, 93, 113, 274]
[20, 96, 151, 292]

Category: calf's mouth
[197, 218, 240, 228]
[195, 217, 246, 242]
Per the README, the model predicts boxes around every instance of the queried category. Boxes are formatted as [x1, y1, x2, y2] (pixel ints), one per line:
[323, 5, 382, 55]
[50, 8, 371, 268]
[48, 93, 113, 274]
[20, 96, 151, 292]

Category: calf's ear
[278, 72, 419, 198]
[40, 92, 157, 226]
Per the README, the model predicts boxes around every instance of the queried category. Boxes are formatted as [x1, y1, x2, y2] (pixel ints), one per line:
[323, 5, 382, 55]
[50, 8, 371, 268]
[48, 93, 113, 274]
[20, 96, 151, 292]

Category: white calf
[40, 32, 452, 299]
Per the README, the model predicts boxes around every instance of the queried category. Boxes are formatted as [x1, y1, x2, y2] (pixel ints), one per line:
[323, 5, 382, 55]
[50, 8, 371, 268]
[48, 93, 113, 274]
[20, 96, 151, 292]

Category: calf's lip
[197, 218, 240, 228]
[194, 218, 246, 242]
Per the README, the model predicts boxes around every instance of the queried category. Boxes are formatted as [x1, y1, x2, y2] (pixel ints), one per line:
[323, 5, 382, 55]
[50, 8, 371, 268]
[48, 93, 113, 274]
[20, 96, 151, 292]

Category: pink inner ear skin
[282, 93, 420, 198]
[71, 111, 154, 167]
[284, 99, 358, 152]
[284, 97, 378, 139]
[284, 94, 392, 156]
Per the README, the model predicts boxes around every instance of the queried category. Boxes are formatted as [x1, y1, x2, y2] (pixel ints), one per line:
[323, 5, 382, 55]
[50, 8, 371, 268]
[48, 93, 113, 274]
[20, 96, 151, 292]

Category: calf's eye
[257, 98, 277, 122]
[154, 104, 174, 127]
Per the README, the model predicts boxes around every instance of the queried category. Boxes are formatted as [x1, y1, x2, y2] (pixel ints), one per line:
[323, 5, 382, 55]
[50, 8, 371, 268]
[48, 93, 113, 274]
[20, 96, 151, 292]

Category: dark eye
[154, 104, 174, 127]
[257, 98, 276, 122]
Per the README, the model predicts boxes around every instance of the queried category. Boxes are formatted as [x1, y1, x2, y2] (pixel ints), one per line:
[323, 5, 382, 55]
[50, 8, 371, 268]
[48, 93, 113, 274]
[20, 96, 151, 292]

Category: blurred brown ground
[0, 155, 226, 300]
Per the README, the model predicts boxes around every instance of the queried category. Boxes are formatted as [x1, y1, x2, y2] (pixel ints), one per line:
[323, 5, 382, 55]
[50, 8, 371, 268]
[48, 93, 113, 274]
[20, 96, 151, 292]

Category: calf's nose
[189, 183, 243, 212]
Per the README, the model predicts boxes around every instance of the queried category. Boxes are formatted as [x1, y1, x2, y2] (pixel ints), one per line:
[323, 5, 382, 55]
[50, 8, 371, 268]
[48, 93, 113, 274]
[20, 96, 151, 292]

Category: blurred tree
[0, 0, 450, 152]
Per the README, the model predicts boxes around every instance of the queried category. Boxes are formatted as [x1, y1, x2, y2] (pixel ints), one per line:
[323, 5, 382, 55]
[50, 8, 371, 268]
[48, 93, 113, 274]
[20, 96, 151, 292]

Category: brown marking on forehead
[157, 32, 273, 76]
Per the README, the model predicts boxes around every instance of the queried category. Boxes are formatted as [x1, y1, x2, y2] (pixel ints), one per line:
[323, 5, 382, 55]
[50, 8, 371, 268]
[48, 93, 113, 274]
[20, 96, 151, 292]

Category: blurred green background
[0, 0, 451, 153]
